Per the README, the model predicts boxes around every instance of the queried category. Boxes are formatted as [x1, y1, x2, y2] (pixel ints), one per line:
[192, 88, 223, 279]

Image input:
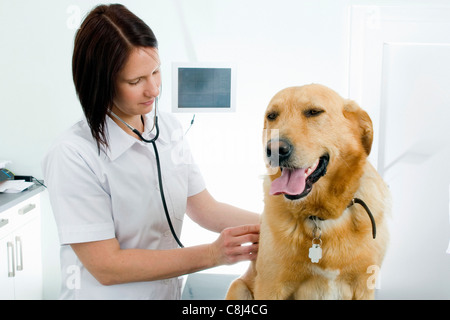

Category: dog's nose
[266, 139, 292, 163]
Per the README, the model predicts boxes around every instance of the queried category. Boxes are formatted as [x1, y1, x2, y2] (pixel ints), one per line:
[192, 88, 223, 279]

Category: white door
[0, 235, 16, 299]
[349, 5, 450, 299]
[13, 216, 43, 299]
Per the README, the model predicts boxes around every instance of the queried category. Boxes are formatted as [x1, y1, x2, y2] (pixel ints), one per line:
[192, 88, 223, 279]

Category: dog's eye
[267, 112, 279, 121]
[304, 108, 324, 118]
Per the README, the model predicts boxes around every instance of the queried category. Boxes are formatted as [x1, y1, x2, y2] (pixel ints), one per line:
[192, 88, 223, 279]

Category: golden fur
[226, 84, 390, 300]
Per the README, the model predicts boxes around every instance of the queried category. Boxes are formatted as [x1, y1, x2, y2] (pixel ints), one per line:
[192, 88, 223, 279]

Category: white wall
[1, 0, 448, 299]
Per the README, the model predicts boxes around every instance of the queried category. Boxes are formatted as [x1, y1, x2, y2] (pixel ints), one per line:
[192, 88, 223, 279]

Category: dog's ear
[343, 100, 373, 155]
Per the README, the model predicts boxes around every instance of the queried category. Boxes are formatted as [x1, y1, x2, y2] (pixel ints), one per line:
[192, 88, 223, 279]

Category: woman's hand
[209, 224, 260, 266]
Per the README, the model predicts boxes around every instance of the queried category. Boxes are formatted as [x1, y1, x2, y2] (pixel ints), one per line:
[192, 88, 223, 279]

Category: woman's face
[112, 46, 161, 122]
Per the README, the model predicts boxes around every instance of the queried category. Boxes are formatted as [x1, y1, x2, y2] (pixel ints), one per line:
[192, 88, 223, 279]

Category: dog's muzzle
[266, 138, 292, 167]
[266, 139, 329, 200]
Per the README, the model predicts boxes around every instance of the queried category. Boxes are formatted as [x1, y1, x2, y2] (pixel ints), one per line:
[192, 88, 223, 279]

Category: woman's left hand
[209, 224, 260, 266]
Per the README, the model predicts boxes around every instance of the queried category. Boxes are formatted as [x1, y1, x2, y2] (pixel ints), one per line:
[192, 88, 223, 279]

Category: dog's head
[263, 84, 373, 205]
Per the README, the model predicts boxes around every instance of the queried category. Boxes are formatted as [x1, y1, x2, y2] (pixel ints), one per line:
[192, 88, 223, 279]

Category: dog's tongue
[270, 168, 306, 196]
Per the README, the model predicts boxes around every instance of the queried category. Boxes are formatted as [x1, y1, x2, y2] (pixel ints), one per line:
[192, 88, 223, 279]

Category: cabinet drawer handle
[7, 242, 15, 278]
[18, 203, 36, 215]
[15, 236, 23, 271]
[0, 219, 8, 229]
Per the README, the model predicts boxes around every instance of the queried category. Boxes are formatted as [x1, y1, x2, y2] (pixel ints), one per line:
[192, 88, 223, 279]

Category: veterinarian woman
[42, 4, 259, 300]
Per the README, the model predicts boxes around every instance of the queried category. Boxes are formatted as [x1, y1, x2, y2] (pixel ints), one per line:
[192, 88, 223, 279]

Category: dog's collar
[308, 198, 376, 239]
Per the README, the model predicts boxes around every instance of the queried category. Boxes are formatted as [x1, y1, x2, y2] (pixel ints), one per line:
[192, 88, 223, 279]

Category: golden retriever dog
[226, 84, 390, 300]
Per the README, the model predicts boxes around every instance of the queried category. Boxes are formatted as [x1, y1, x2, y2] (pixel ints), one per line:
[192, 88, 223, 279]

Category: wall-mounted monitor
[172, 62, 236, 113]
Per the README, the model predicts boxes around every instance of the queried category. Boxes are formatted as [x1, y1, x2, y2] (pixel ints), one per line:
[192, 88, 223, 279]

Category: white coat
[42, 111, 205, 299]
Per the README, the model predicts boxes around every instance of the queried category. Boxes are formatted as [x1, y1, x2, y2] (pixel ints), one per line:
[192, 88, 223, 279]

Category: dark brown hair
[72, 4, 158, 151]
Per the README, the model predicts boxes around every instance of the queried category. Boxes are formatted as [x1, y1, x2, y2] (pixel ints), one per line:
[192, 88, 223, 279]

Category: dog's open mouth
[269, 154, 329, 200]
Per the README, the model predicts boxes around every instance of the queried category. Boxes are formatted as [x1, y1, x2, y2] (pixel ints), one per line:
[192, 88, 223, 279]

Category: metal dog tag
[309, 243, 322, 263]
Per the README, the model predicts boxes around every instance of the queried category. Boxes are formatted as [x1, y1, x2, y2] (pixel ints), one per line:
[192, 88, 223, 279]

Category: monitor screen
[172, 62, 236, 113]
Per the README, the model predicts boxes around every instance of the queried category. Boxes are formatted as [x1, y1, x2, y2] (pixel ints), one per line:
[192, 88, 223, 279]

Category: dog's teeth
[305, 159, 320, 177]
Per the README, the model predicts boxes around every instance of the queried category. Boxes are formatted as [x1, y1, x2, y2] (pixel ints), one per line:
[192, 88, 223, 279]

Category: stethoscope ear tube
[150, 138, 184, 248]
[109, 98, 184, 248]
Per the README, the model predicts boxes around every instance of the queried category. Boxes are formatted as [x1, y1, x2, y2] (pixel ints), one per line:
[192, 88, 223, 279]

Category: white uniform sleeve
[163, 111, 206, 198]
[180, 136, 205, 197]
[187, 160, 206, 197]
[42, 142, 115, 245]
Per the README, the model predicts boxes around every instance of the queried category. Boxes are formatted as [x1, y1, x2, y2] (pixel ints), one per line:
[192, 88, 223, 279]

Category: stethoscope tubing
[109, 99, 184, 248]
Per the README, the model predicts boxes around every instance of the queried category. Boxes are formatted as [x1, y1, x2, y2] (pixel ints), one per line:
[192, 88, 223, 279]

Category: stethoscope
[110, 97, 184, 248]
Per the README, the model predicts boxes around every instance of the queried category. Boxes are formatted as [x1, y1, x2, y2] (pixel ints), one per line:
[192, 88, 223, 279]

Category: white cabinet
[0, 235, 15, 299]
[349, 6, 450, 299]
[0, 194, 42, 299]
